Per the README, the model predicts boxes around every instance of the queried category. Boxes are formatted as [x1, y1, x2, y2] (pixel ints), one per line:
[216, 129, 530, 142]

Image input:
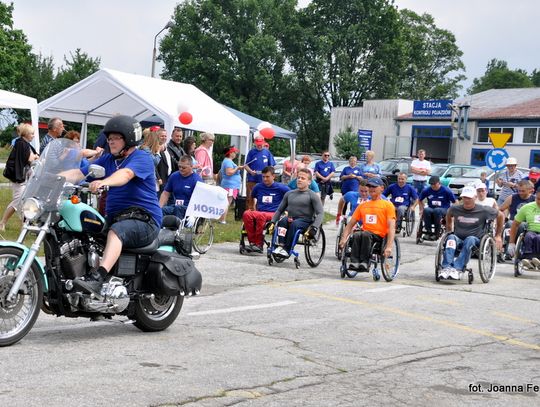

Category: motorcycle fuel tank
[59, 200, 105, 233]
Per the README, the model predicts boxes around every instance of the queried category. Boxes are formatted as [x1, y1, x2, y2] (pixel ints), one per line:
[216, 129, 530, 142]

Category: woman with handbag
[1, 123, 39, 231]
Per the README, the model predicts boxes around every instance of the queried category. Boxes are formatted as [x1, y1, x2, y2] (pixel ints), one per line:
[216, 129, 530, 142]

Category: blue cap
[367, 177, 384, 187]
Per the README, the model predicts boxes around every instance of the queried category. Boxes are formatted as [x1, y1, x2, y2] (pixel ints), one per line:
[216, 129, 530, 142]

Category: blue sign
[358, 129, 372, 161]
[485, 148, 509, 171]
[413, 99, 453, 118]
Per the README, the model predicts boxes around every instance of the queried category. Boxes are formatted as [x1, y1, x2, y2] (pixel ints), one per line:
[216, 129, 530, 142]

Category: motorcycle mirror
[88, 165, 105, 179]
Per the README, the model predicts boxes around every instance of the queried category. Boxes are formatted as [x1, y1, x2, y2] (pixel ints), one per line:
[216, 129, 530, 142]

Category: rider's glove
[507, 243, 516, 257]
[185, 216, 196, 228]
[304, 226, 318, 240]
[335, 214, 341, 225]
[266, 222, 275, 234]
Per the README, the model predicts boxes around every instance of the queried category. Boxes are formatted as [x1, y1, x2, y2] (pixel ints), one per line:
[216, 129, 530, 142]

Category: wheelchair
[339, 233, 400, 282]
[396, 206, 416, 237]
[239, 221, 268, 255]
[435, 225, 496, 284]
[267, 220, 326, 268]
[416, 216, 446, 244]
[172, 216, 214, 254]
[513, 226, 540, 277]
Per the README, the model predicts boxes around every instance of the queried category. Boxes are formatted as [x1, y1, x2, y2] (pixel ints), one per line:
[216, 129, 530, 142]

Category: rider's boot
[73, 266, 108, 295]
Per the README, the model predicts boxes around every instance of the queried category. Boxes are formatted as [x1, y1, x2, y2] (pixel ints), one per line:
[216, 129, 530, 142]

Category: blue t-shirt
[314, 160, 335, 180]
[383, 183, 418, 208]
[164, 171, 203, 208]
[220, 158, 241, 189]
[246, 148, 276, 182]
[288, 179, 320, 193]
[340, 166, 362, 194]
[343, 191, 365, 216]
[84, 150, 162, 226]
[251, 182, 290, 212]
[360, 162, 381, 177]
[419, 185, 456, 209]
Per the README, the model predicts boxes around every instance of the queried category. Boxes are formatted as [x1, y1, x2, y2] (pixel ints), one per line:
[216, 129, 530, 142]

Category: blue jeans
[423, 207, 447, 235]
[442, 235, 480, 271]
[162, 204, 187, 220]
[396, 205, 408, 225]
[413, 180, 427, 196]
[276, 217, 311, 252]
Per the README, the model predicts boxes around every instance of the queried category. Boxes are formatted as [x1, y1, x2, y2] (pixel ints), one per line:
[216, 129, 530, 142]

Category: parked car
[379, 157, 417, 185]
[408, 163, 478, 188]
[272, 156, 286, 181]
[448, 166, 530, 198]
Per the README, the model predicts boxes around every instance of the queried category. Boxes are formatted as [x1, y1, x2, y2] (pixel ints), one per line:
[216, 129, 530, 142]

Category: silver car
[448, 166, 530, 198]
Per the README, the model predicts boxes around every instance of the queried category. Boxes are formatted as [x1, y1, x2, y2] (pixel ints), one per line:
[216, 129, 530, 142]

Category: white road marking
[187, 300, 297, 316]
[364, 285, 410, 293]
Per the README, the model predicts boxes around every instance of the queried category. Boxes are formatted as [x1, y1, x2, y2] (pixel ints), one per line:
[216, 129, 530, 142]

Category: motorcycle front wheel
[132, 294, 184, 332]
[0, 247, 44, 347]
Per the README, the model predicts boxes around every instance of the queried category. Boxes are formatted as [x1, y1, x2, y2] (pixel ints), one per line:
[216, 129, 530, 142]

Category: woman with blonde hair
[194, 132, 215, 184]
[0, 123, 39, 231]
[359, 150, 381, 179]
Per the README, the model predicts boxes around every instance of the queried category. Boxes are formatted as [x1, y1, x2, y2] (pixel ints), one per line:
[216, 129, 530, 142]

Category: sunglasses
[323, 154, 330, 157]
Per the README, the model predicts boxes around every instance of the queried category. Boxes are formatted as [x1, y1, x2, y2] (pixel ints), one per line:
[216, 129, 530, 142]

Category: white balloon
[253, 130, 262, 139]
[257, 121, 271, 131]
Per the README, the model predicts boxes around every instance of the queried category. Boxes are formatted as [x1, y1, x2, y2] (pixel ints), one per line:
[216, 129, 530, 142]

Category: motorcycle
[0, 139, 202, 347]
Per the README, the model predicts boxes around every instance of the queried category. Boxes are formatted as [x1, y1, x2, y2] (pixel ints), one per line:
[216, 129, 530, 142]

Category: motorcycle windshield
[21, 138, 83, 212]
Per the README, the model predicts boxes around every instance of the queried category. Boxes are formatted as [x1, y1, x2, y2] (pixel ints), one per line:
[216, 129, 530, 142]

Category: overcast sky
[11, 0, 540, 97]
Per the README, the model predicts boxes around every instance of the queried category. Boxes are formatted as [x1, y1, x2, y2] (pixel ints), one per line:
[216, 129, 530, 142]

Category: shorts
[110, 218, 159, 249]
[8, 182, 26, 210]
[223, 188, 239, 199]
[203, 177, 216, 185]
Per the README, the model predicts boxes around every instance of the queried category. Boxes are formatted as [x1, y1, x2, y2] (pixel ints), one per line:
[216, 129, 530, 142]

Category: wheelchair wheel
[514, 233, 525, 277]
[192, 218, 214, 254]
[478, 234, 496, 283]
[380, 236, 400, 282]
[434, 232, 451, 281]
[335, 220, 346, 259]
[305, 227, 326, 268]
[415, 218, 424, 244]
[405, 208, 416, 237]
[340, 235, 357, 278]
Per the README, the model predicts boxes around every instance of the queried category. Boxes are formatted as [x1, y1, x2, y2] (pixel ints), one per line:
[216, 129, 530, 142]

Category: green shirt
[514, 201, 540, 233]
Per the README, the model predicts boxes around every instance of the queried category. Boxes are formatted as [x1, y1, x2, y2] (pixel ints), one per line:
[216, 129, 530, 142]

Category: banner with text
[185, 182, 229, 219]
[413, 99, 453, 118]
[358, 129, 373, 161]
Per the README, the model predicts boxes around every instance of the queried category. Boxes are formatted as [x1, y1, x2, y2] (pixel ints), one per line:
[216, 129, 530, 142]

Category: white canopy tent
[38, 68, 251, 152]
[0, 89, 39, 150]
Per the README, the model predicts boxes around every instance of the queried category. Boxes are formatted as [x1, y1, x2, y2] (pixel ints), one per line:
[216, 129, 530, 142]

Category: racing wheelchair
[339, 233, 400, 282]
[267, 219, 326, 268]
[513, 226, 540, 277]
[434, 221, 496, 284]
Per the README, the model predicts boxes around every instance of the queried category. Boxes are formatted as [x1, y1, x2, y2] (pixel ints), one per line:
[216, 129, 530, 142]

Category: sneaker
[273, 246, 288, 257]
[249, 244, 263, 253]
[449, 268, 461, 280]
[349, 262, 361, 270]
[359, 262, 368, 272]
[531, 258, 540, 269]
[218, 220, 227, 225]
[522, 259, 534, 269]
[439, 267, 451, 279]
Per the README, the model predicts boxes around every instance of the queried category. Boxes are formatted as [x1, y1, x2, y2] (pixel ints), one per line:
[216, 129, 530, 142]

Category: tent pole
[81, 114, 88, 148]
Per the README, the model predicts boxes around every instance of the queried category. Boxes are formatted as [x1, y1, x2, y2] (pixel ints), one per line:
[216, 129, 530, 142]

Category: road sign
[488, 132, 512, 148]
[485, 148, 509, 171]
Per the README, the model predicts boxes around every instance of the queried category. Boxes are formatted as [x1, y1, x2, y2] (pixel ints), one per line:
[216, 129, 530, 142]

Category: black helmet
[103, 115, 142, 148]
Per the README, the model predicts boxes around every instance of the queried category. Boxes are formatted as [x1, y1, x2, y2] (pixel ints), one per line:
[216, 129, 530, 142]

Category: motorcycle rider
[72, 115, 162, 295]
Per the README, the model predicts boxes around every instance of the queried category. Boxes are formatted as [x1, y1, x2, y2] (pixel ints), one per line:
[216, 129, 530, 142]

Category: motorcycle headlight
[22, 198, 43, 220]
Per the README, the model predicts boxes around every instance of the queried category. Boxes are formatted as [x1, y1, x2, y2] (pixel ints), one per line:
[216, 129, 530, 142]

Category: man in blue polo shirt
[384, 172, 418, 233]
[160, 155, 203, 219]
[314, 151, 335, 205]
[242, 166, 289, 253]
[419, 175, 456, 240]
[245, 134, 276, 210]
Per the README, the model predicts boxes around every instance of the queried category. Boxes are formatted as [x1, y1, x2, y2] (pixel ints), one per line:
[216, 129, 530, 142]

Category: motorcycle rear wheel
[132, 294, 184, 332]
[0, 247, 43, 347]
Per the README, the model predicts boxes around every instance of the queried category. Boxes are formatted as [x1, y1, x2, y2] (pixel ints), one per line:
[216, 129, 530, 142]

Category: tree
[530, 69, 540, 87]
[17, 53, 56, 102]
[0, 2, 33, 92]
[468, 59, 533, 94]
[53, 49, 101, 94]
[333, 127, 364, 159]
[397, 9, 466, 99]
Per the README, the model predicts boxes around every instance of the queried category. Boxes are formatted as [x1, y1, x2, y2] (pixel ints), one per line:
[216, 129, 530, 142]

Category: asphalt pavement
[1, 194, 540, 406]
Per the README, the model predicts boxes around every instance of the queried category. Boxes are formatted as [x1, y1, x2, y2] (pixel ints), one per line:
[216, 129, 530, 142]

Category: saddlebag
[147, 250, 202, 296]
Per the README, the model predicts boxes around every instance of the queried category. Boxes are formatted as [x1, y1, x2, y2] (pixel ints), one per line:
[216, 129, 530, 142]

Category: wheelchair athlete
[418, 175, 456, 241]
[268, 168, 323, 257]
[508, 186, 540, 269]
[383, 172, 418, 234]
[439, 186, 503, 280]
[339, 177, 396, 272]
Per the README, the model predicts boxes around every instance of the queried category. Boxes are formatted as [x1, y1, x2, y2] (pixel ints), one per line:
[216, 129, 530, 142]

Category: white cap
[475, 182, 487, 190]
[506, 157, 517, 165]
[461, 186, 477, 198]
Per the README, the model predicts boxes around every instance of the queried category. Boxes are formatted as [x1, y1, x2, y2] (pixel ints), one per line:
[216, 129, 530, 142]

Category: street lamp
[151, 20, 175, 78]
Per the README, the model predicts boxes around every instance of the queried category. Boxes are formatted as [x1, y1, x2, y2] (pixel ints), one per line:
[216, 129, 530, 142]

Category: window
[412, 126, 452, 139]
[471, 149, 489, 166]
[476, 127, 514, 143]
[524, 128, 539, 143]
[530, 150, 540, 168]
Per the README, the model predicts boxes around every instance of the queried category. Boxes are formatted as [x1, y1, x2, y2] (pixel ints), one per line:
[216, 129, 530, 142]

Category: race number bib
[446, 239, 456, 249]
[534, 215, 540, 223]
[175, 199, 184, 206]
[278, 227, 287, 237]
[366, 214, 377, 224]
[432, 200, 441, 207]
[395, 197, 404, 203]
[262, 195, 273, 203]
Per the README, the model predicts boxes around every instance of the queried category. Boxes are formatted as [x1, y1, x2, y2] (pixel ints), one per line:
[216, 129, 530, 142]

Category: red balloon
[260, 127, 275, 140]
[179, 111, 193, 125]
